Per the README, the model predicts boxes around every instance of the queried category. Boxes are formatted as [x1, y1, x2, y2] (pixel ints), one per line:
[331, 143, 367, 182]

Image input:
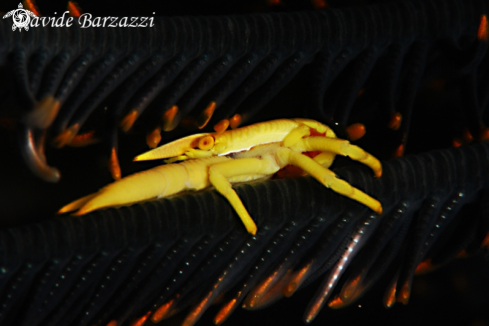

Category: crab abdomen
[61, 156, 231, 215]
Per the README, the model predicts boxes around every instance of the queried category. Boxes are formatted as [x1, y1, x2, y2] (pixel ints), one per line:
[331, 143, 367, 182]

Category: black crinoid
[0, 0, 488, 325]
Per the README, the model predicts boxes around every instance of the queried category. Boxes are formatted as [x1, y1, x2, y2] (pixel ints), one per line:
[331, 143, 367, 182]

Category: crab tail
[57, 193, 98, 214]
[65, 161, 202, 216]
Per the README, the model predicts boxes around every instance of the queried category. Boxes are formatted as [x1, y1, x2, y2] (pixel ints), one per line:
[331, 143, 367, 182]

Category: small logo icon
[3, 3, 38, 32]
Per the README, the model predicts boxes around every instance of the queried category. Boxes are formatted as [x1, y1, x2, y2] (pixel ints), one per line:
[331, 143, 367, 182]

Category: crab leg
[209, 156, 281, 235]
[277, 148, 382, 215]
[292, 137, 382, 177]
[312, 152, 336, 168]
[281, 125, 338, 168]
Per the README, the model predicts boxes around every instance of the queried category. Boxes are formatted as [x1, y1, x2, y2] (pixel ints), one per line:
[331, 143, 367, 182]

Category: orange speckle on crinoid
[129, 311, 151, 326]
[397, 281, 411, 305]
[162, 105, 179, 131]
[481, 231, 489, 249]
[109, 147, 121, 180]
[478, 15, 488, 42]
[23, 0, 41, 16]
[214, 298, 237, 325]
[196, 101, 216, 129]
[267, 0, 281, 5]
[311, 0, 327, 9]
[229, 114, 242, 129]
[340, 274, 362, 302]
[388, 112, 402, 130]
[68, 130, 98, 147]
[146, 127, 162, 149]
[328, 296, 346, 309]
[53, 124, 80, 148]
[415, 259, 436, 275]
[346, 123, 366, 141]
[393, 143, 404, 158]
[67, 1, 83, 17]
[214, 119, 230, 134]
[151, 300, 174, 323]
[452, 138, 463, 148]
[383, 281, 397, 308]
[119, 109, 138, 132]
[283, 263, 311, 297]
[462, 129, 473, 143]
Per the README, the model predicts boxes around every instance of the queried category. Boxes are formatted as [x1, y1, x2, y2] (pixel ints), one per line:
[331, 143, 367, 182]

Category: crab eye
[198, 135, 214, 150]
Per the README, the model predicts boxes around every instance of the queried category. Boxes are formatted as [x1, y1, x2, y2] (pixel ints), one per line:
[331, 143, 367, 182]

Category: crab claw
[134, 132, 212, 161]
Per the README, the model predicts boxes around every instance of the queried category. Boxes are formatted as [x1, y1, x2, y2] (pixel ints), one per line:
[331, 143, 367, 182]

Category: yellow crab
[59, 118, 382, 235]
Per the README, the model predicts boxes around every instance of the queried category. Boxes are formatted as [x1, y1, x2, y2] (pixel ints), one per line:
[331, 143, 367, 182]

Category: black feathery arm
[0, 142, 487, 326]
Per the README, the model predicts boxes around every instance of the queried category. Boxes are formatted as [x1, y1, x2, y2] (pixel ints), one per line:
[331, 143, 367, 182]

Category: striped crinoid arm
[0, 0, 487, 182]
[0, 143, 487, 326]
[1, 0, 489, 325]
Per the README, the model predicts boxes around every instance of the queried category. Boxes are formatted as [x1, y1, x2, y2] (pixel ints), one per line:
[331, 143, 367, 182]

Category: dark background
[0, 0, 488, 325]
